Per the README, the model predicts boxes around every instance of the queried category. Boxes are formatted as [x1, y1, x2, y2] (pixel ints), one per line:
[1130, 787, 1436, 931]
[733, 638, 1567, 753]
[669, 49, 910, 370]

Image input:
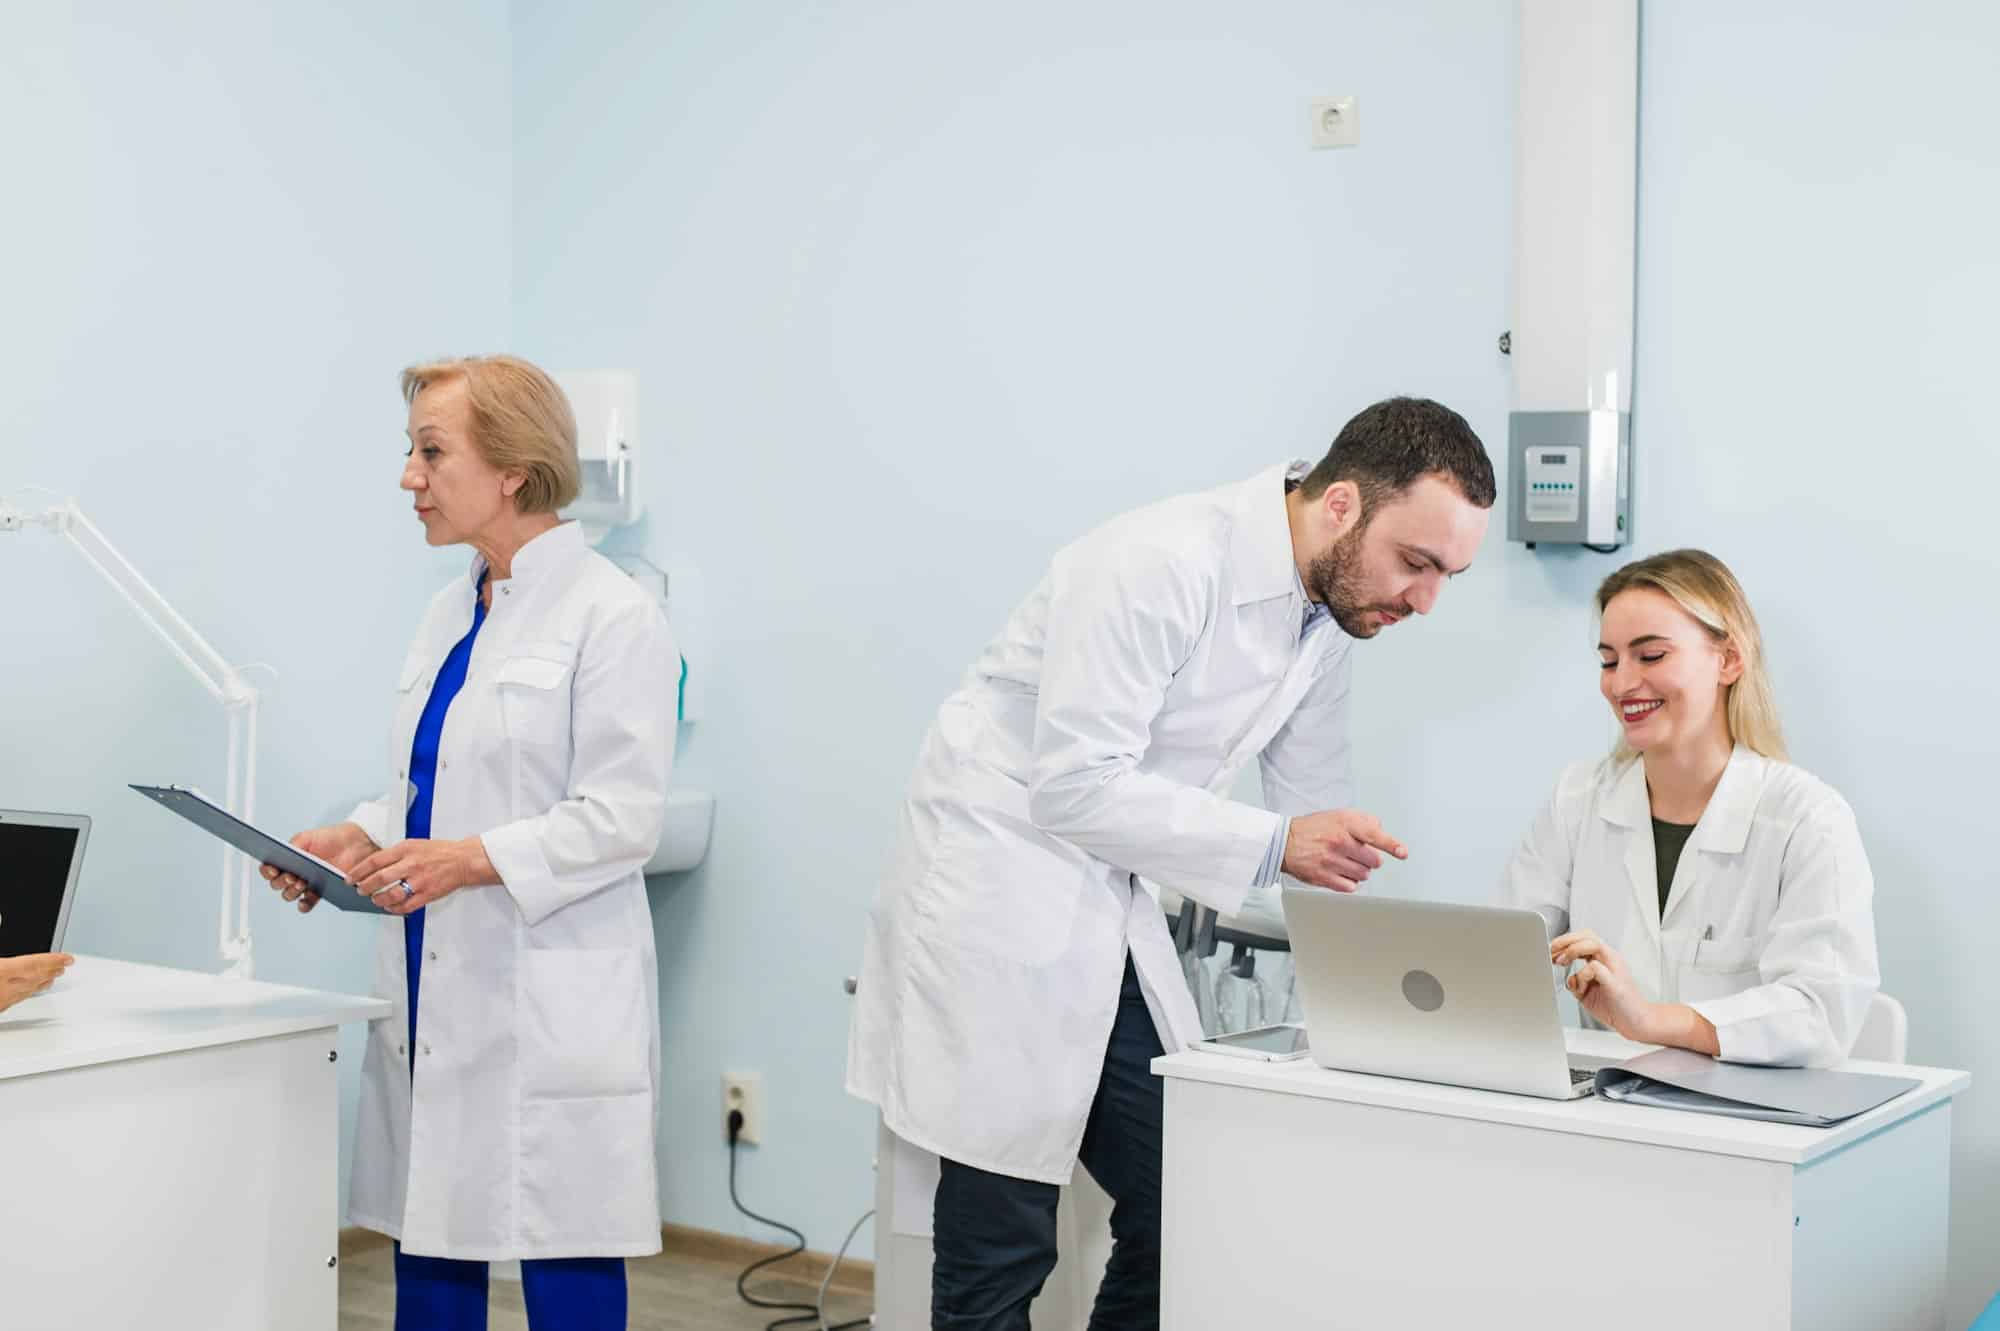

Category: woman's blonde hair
[1596, 549, 1787, 762]
[401, 355, 581, 514]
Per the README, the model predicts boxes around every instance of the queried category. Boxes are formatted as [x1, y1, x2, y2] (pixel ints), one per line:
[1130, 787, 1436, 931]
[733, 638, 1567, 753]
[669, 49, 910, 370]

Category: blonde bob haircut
[1596, 549, 1788, 764]
[401, 355, 581, 515]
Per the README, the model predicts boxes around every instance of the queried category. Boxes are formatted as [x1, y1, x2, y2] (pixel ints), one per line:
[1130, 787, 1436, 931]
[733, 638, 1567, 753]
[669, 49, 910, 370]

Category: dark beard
[1305, 524, 1385, 639]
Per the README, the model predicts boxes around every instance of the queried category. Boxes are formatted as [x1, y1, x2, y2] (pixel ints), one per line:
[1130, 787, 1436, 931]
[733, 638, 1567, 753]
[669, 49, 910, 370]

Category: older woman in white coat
[260, 356, 676, 1329]
[1501, 549, 1878, 1068]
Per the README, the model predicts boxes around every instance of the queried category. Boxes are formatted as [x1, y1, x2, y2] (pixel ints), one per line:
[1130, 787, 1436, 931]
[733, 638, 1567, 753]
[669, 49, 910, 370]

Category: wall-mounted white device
[551, 369, 702, 725]
[555, 369, 641, 544]
[1507, 0, 1637, 550]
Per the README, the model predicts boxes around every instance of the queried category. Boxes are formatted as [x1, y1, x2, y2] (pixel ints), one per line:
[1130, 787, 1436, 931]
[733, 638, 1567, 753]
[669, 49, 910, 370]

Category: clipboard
[129, 784, 392, 916]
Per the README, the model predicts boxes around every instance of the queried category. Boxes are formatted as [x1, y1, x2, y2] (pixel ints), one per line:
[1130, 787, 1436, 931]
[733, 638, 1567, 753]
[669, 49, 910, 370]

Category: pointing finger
[1356, 826, 1409, 860]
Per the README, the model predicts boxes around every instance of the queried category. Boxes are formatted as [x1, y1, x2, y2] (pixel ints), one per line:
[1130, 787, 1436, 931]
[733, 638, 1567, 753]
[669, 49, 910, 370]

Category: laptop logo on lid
[1401, 969, 1445, 1013]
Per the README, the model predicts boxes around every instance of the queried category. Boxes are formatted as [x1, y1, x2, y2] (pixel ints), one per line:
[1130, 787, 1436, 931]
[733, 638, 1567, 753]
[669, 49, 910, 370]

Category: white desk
[1155, 1030, 1970, 1331]
[0, 956, 389, 1331]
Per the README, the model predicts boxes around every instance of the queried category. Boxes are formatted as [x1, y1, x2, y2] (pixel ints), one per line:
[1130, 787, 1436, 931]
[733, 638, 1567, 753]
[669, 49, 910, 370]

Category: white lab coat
[1500, 746, 1879, 1068]
[344, 521, 678, 1260]
[847, 463, 1354, 1184]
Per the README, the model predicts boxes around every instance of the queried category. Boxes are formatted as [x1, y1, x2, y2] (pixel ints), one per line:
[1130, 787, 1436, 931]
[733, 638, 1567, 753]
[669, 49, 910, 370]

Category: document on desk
[1593, 1048, 1920, 1127]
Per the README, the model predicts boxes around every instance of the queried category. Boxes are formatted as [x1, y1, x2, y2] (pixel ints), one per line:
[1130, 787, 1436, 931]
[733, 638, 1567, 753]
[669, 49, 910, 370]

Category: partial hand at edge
[0, 952, 74, 1014]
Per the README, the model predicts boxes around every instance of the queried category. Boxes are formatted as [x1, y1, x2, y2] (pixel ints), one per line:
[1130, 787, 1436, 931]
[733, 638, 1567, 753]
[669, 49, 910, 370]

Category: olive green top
[1651, 817, 1698, 917]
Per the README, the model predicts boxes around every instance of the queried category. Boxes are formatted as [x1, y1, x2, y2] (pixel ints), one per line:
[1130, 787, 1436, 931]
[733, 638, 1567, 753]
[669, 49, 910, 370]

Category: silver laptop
[1281, 887, 1608, 1100]
[0, 809, 90, 956]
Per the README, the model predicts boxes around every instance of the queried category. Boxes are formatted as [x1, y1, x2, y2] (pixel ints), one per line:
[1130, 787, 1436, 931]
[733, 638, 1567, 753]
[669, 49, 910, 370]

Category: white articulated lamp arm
[1, 497, 259, 978]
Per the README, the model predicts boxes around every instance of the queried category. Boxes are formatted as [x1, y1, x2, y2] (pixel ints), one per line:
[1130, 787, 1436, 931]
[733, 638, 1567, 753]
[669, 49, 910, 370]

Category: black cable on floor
[727, 1113, 871, 1331]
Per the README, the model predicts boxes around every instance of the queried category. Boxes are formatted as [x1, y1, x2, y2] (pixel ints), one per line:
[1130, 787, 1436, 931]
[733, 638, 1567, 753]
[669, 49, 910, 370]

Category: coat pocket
[1692, 934, 1760, 973]
[518, 1091, 659, 1248]
[1678, 934, 1762, 1004]
[497, 644, 575, 748]
[519, 947, 651, 1099]
[391, 649, 432, 776]
[922, 807, 1090, 967]
[398, 652, 428, 692]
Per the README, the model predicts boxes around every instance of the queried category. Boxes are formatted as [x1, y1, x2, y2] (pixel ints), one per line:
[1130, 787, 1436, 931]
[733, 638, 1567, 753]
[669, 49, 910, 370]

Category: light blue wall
[0, 1, 512, 1215]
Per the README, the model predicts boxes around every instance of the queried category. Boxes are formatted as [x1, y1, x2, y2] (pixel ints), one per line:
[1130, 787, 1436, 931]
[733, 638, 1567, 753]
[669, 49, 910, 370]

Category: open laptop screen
[0, 821, 82, 956]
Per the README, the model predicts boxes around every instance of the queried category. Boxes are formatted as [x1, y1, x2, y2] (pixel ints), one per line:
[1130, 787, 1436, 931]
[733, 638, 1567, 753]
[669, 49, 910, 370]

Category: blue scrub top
[404, 573, 488, 1060]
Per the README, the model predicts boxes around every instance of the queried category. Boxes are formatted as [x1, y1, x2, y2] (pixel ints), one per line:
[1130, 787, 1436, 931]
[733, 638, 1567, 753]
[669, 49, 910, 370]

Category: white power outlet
[1309, 95, 1360, 150]
[723, 1071, 763, 1146]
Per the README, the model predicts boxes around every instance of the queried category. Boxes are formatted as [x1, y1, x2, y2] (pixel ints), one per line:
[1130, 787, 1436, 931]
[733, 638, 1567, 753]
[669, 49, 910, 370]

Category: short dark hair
[1298, 396, 1495, 513]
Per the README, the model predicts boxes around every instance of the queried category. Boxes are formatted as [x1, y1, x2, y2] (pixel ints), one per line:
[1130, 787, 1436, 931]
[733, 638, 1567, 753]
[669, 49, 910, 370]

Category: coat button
[427, 950, 438, 963]
[421, 1042, 432, 1056]
[397, 1042, 406, 1056]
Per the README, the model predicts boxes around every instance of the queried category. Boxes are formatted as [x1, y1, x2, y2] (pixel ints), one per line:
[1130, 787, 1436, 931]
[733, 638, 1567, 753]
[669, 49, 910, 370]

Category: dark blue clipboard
[129, 784, 391, 916]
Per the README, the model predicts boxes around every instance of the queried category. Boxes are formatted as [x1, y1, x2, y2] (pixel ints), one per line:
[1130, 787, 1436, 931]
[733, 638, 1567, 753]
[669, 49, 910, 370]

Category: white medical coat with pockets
[344, 521, 677, 1260]
[848, 463, 1353, 1184]
[1501, 746, 1879, 1068]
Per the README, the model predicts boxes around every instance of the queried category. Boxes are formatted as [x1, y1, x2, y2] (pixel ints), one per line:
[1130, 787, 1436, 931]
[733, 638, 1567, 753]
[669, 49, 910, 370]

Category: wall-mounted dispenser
[555, 369, 641, 544]
[1506, 0, 1637, 551]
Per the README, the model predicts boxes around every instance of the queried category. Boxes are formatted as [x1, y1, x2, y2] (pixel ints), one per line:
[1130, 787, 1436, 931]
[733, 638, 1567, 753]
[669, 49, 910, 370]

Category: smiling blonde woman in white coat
[1501, 549, 1879, 1069]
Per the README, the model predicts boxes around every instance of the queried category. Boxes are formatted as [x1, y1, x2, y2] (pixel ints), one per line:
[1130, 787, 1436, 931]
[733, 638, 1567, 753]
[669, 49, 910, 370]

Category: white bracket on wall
[1, 496, 259, 977]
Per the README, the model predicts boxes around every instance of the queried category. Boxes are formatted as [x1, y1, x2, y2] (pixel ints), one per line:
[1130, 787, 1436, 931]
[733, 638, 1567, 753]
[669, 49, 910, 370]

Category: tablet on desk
[1196, 1023, 1312, 1062]
[128, 785, 391, 916]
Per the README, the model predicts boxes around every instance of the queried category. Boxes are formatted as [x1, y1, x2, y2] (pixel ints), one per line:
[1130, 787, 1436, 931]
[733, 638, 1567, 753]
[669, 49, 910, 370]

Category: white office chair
[1156, 884, 1295, 1035]
[1851, 991, 1908, 1063]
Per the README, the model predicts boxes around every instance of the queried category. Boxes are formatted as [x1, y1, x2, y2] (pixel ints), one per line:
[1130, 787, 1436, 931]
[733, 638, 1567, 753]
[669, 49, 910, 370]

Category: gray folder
[1593, 1047, 1920, 1127]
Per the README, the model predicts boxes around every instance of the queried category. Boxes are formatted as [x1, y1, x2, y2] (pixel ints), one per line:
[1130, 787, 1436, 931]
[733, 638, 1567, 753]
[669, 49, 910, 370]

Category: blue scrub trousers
[392, 1245, 626, 1331]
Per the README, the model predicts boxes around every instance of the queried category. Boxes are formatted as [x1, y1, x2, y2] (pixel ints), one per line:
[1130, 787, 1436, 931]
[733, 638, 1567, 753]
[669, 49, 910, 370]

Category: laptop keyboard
[1570, 1068, 1597, 1086]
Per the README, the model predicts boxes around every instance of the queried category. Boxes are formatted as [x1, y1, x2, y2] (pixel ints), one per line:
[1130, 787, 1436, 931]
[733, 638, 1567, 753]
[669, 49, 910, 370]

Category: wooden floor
[338, 1231, 876, 1331]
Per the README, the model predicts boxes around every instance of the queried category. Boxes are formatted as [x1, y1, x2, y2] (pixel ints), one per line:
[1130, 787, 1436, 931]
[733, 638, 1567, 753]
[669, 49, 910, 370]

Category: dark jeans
[932, 956, 1165, 1331]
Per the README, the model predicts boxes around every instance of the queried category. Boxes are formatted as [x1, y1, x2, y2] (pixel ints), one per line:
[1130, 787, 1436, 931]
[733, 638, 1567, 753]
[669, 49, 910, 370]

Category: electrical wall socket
[1309, 95, 1360, 149]
[723, 1071, 763, 1146]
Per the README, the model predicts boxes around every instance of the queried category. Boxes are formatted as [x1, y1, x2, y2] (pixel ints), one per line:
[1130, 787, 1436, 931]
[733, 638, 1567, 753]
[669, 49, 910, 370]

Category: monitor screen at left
[0, 824, 79, 956]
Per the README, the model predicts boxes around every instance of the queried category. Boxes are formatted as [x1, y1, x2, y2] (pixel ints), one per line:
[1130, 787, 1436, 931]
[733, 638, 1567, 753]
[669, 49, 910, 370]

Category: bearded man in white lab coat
[847, 397, 1496, 1330]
